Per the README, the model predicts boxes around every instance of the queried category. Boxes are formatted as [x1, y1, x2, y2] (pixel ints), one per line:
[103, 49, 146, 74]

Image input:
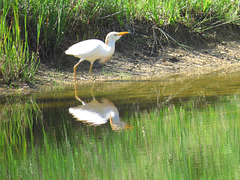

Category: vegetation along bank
[0, 0, 240, 88]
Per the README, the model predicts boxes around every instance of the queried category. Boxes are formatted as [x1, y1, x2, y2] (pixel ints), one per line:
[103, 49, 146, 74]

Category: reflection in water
[0, 97, 42, 153]
[69, 83, 131, 131]
[2, 73, 240, 179]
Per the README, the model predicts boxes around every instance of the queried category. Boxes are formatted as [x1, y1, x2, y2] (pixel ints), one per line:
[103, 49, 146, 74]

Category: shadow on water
[1, 72, 240, 179]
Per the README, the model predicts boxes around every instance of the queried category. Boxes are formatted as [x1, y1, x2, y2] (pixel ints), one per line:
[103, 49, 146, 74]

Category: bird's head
[105, 31, 129, 45]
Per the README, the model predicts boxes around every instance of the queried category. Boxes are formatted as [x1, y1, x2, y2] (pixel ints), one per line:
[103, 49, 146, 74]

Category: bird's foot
[91, 75, 96, 81]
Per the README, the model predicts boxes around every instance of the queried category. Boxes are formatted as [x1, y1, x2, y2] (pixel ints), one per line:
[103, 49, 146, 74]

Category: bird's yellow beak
[117, 32, 129, 36]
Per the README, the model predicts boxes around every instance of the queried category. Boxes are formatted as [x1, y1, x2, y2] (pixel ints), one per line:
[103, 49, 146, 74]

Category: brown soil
[1, 24, 240, 94]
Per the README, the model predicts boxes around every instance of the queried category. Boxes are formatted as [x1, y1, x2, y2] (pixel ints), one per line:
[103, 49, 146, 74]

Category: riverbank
[1, 0, 240, 88]
[36, 24, 240, 83]
[1, 24, 240, 96]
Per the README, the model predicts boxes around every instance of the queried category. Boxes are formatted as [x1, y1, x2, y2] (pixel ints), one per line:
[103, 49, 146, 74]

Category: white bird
[65, 31, 129, 81]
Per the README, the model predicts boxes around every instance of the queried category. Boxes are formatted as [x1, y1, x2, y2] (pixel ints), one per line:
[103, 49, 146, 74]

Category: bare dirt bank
[1, 25, 240, 95]
[36, 25, 240, 84]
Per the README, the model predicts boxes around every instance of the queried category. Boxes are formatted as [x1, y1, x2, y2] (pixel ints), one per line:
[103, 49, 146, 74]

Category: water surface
[1, 72, 240, 179]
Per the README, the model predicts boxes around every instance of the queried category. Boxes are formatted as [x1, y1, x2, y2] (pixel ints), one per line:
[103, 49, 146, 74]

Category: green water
[1, 72, 240, 179]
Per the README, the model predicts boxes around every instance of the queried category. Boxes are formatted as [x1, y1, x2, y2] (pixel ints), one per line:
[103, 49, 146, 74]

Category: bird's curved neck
[105, 37, 115, 46]
[105, 39, 116, 48]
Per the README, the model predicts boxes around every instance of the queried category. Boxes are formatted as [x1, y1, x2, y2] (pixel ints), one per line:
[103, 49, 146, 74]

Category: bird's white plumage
[65, 39, 103, 56]
[65, 39, 112, 63]
[65, 31, 129, 80]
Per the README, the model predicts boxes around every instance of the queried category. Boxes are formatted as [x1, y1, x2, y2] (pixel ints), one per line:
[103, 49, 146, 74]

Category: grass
[0, 1, 39, 84]
[0, 0, 239, 85]
[1, 93, 240, 179]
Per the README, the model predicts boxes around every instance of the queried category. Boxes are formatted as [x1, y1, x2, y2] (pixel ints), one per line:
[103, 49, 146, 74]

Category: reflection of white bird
[69, 98, 118, 125]
[69, 98, 131, 130]
[65, 31, 129, 81]
[70, 83, 132, 130]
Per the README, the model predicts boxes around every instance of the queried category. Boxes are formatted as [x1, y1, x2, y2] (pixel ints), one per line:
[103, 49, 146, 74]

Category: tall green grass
[0, 1, 39, 84]
[1, 0, 239, 84]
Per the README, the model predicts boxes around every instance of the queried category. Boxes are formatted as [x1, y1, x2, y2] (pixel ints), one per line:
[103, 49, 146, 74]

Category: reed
[0, 0, 39, 84]
[0, 0, 239, 84]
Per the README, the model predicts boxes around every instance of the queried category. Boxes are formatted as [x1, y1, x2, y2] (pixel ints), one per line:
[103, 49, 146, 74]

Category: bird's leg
[74, 58, 84, 81]
[89, 62, 95, 80]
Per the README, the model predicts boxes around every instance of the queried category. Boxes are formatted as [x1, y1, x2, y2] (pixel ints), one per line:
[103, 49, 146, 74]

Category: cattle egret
[65, 31, 129, 81]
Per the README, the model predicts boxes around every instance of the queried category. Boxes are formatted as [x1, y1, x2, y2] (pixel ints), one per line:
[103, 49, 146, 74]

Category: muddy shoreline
[1, 25, 240, 95]
[37, 24, 240, 83]
[36, 39, 240, 84]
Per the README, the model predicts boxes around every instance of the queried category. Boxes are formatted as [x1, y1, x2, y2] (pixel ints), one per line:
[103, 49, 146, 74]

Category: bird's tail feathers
[65, 49, 70, 55]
